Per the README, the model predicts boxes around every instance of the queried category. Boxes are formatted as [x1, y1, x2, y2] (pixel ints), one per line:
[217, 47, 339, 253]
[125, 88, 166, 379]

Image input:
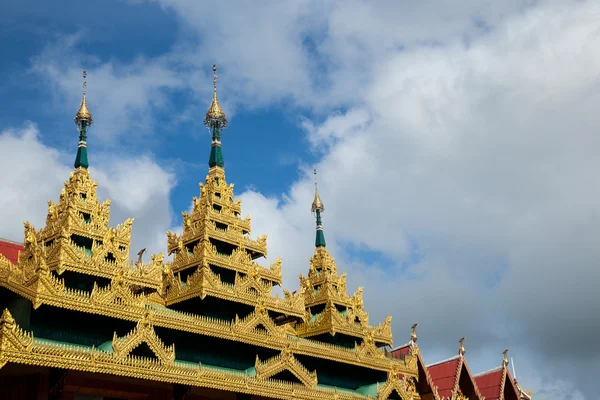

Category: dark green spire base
[208, 125, 224, 168]
[315, 210, 326, 248]
[74, 122, 89, 169]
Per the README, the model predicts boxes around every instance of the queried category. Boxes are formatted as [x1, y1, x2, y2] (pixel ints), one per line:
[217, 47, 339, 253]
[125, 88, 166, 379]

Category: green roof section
[315, 209, 326, 248]
[30, 335, 373, 398]
[208, 125, 225, 168]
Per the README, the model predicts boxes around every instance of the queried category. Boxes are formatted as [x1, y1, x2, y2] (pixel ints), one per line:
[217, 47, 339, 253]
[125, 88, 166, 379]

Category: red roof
[428, 357, 462, 399]
[390, 343, 411, 359]
[475, 367, 504, 400]
[0, 238, 23, 264]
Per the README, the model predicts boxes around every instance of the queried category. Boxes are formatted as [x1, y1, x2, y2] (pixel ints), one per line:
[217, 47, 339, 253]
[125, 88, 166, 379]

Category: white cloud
[30, 33, 184, 144]
[231, 1, 600, 398]
[12, 0, 600, 397]
[0, 123, 176, 259]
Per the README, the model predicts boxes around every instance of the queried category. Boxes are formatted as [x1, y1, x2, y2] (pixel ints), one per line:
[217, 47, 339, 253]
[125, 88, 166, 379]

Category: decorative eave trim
[0, 309, 372, 400]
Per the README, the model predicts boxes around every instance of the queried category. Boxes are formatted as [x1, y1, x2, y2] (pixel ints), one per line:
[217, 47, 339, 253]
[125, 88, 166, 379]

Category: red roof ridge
[0, 237, 24, 246]
[390, 342, 412, 352]
[459, 356, 485, 400]
[427, 354, 460, 368]
[474, 365, 503, 377]
[414, 349, 441, 400]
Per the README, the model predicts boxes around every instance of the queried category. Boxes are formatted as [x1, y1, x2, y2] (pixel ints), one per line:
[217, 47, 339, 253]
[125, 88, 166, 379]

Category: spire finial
[74, 70, 91, 169]
[502, 349, 509, 368]
[213, 64, 218, 98]
[458, 337, 466, 357]
[312, 169, 326, 248]
[311, 169, 324, 213]
[205, 64, 227, 170]
[75, 70, 93, 127]
[204, 64, 227, 130]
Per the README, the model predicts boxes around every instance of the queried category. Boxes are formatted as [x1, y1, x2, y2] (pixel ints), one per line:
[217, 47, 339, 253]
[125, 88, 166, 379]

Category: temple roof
[427, 356, 462, 399]
[0, 238, 23, 264]
[474, 365, 521, 400]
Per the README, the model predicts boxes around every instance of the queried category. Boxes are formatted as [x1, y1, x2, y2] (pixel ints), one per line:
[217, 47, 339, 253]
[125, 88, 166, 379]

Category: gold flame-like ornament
[502, 348, 509, 367]
[75, 71, 93, 126]
[458, 337, 466, 356]
[411, 322, 418, 343]
[311, 169, 324, 214]
[204, 64, 227, 129]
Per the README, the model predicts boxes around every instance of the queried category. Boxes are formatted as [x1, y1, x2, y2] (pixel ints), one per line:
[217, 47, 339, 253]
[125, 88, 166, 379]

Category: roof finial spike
[411, 323, 419, 343]
[502, 349, 509, 368]
[204, 64, 227, 131]
[311, 169, 324, 214]
[74, 70, 93, 128]
[213, 64, 218, 99]
[458, 337, 466, 357]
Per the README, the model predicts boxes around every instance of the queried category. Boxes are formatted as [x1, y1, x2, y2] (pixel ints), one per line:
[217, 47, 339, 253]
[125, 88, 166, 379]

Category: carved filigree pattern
[255, 344, 318, 388]
[112, 313, 175, 365]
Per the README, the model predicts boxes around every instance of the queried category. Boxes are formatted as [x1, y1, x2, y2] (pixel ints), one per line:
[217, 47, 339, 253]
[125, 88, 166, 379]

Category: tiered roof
[390, 333, 534, 400]
[295, 171, 393, 348]
[0, 66, 420, 400]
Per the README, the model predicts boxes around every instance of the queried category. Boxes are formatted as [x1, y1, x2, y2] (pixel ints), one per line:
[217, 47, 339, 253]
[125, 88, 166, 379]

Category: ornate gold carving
[1, 310, 386, 400]
[0, 70, 430, 400]
[234, 303, 286, 338]
[112, 312, 175, 365]
[297, 246, 393, 346]
[204, 64, 227, 128]
[0, 309, 33, 353]
[164, 264, 304, 317]
[458, 337, 466, 357]
[377, 371, 418, 400]
[455, 388, 468, 400]
[255, 344, 318, 388]
[21, 168, 164, 289]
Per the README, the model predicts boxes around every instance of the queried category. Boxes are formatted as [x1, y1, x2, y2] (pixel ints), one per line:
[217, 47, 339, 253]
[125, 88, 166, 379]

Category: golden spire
[458, 337, 466, 356]
[311, 169, 324, 214]
[75, 71, 93, 126]
[204, 64, 227, 129]
[502, 349, 509, 368]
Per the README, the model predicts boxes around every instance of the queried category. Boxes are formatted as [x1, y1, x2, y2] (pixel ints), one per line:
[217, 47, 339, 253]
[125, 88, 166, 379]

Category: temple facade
[0, 67, 532, 400]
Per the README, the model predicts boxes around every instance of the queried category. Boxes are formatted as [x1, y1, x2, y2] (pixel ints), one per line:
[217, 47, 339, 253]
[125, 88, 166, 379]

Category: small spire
[458, 337, 466, 357]
[204, 64, 227, 129]
[411, 323, 419, 343]
[502, 349, 509, 368]
[74, 71, 92, 169]
[312, 169, 326, 248]
[75, 71, 93, 126]
[205, 65, 227, 169]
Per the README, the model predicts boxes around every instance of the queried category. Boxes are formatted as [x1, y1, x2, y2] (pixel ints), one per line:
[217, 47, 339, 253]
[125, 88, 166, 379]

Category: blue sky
[1, 1, 600, 398]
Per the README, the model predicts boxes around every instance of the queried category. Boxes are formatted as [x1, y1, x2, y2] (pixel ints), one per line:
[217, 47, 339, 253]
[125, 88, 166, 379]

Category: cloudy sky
[1, 0, 599, 398]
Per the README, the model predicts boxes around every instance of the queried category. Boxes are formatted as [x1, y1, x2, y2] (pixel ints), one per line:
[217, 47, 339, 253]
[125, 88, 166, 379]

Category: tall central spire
[311, 169, 326, 248]
[74, 71, 93, 169]
[204, 64, 227, 169]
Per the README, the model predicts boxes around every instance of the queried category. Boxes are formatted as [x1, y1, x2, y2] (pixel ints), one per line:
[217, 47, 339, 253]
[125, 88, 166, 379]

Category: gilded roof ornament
[311, 169, 324, 214]
[458, 337, 466, 357]
[204, 64, 227, 129]
[75, 71, 93, 127]
[410, 323, 418, 343]
[502, 348, 509, 368]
